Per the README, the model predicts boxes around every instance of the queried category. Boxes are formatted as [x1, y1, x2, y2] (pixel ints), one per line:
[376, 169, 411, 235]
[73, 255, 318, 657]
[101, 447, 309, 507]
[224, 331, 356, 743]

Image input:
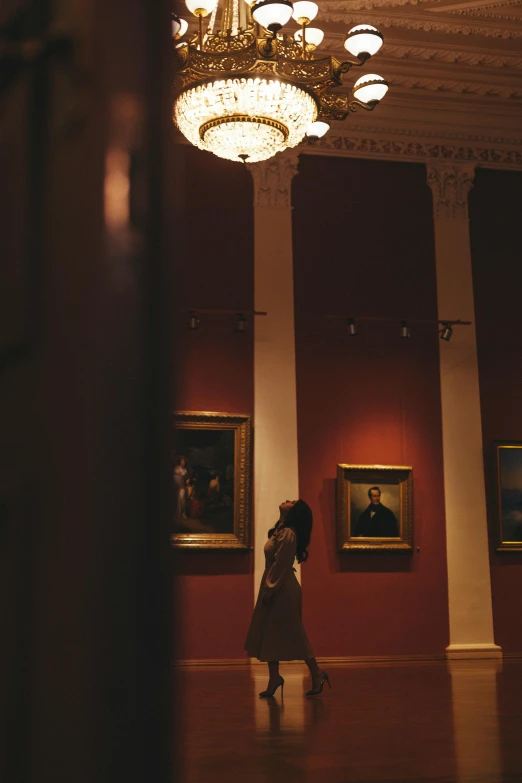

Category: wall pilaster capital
[247, 152, 300, 208]
[426, 162, 476, 220]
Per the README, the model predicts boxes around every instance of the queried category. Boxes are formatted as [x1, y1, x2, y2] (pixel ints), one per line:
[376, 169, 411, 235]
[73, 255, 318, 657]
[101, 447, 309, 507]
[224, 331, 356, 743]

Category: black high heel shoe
[259, 676, 284, 699]
[305, 671, 331, 697]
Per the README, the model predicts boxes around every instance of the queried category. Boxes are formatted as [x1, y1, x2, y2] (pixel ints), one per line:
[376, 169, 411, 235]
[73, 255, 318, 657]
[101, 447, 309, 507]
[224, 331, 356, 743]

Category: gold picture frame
[336, 464, 413, 552]
[171, 411, 252, 550]
[494, 441, 522, 552]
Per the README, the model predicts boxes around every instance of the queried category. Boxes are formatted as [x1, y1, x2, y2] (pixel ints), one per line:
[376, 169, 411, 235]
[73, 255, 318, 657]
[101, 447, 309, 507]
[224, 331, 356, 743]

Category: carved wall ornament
[426, 163, 476, 219]
[247, 152, 300, 208]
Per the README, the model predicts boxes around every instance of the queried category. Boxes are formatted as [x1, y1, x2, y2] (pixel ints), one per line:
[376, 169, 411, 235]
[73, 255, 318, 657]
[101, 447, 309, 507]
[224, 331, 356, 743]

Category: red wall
[293, 156, 450, 657]
[173, 147, 254, 659]
[470, 168, 522, 654]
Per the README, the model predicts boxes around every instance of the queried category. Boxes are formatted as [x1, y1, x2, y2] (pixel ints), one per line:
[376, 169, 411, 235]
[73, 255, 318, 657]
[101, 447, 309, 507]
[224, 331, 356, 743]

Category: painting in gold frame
[171, 411, 252, 549]
[336, 464, 413, 552]
[494, 441, 522, 552]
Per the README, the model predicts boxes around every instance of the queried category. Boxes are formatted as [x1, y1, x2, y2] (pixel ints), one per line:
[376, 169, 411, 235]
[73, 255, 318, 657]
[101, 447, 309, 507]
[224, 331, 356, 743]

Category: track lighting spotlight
[188, 312, 200, 330]
[400, 320, 411, 339]
[440, 323, 453, 342]
[235, 313, 248, 332]
[347, 318, 358, 336]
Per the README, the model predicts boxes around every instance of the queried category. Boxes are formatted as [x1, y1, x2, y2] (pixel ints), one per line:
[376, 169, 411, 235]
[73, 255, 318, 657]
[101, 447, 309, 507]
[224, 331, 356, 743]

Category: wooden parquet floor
[176, 659, 522, 783]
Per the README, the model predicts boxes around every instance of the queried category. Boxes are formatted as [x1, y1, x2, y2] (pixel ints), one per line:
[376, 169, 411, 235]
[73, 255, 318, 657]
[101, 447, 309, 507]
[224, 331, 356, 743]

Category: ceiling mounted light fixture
[347, 318, 358, 336]
[188, 312, 200, 330]
[173, 0, 389, 163]
[400, 321, 411, 339]
[235, 313, 248, 332]
[440, 323, 453, 342]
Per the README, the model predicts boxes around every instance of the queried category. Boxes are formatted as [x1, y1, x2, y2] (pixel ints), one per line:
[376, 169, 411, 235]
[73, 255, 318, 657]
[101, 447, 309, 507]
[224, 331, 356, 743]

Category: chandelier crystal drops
[172, 0, 388, 163]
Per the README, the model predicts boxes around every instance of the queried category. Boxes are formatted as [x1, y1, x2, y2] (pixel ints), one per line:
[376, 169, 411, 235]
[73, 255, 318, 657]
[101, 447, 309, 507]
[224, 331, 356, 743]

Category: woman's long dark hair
[268, 500, 313, 564]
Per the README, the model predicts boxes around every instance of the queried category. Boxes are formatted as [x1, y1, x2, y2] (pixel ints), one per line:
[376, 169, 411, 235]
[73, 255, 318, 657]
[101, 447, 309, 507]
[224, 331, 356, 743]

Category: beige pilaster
[427, 163, 501, 660]
[248, 152, 301, 595]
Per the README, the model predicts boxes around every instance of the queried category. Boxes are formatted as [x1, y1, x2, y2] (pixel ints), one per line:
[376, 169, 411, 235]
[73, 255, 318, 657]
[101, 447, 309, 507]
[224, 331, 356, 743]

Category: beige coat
[244, 526, 314, 662]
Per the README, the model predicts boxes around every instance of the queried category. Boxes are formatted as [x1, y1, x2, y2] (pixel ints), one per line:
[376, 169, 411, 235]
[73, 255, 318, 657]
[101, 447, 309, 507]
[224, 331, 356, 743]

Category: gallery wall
[470, 168, 522, 655]
[173, 148, 522, 660]
[292, 156, 450, 657]
[173, 146, 254, 660]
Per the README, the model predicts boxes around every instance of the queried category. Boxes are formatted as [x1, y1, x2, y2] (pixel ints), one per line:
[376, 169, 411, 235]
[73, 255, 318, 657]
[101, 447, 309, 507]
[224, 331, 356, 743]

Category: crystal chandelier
[172, 0, 388, 164]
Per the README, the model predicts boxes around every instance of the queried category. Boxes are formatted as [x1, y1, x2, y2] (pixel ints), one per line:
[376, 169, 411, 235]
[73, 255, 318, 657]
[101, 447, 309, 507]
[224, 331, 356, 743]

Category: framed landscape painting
[171, 411, 252, 549]
[494, 442, 522, 552]
[336, 464, 413, 552]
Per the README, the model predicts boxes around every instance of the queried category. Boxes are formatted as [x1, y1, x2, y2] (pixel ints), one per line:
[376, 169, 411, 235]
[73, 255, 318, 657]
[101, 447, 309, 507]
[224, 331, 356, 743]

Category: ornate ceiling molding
[429, 0, 521, 11]
[321, 5, 522, 37]
[300, 132, 522, 169]
[388, 73, 522, 97]
[376, 43, 522, 69]
[323, 0, 432, 7]
[247, 152, 300, 208]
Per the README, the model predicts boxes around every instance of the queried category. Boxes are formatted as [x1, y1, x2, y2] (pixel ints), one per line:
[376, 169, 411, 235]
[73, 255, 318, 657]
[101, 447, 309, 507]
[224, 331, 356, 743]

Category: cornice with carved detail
[366, 42, 522, 69]
[388, 73, 522, 97]
[321, 5, 522, 37]
[299, 133, 522, 169]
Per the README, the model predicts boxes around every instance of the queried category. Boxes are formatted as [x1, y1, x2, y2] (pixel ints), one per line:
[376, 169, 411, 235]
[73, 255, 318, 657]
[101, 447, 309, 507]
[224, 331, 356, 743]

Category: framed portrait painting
[171, 411, 252, 549]
[494, 442, 522, 552]
[336, 464, 413, 552]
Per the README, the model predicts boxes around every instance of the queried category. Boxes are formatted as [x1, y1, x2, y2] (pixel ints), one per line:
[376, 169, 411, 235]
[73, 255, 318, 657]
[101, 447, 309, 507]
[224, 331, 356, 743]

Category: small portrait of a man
[337, 464, 412, 551]
[353, 486, 400, 538]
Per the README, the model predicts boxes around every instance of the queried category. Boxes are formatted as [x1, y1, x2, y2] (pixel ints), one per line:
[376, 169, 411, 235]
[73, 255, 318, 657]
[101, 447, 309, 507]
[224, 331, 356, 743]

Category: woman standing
[244, 499, 331, 697]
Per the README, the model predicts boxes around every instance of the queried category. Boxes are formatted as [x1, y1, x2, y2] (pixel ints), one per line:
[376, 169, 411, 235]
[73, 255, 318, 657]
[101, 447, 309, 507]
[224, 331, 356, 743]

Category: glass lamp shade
[292, 1, 318, 23]
[172, 14, 182, 37]
[252, 0, 294, 30]
[305, 120, 330, 139]
[344, 25, 383, 57]
[353, 73, 388, 104]
[172, 15, 189, 37]
[174, 77, 318, 163]
[294, 27, 324, 47]
[185, 0, 218, 16]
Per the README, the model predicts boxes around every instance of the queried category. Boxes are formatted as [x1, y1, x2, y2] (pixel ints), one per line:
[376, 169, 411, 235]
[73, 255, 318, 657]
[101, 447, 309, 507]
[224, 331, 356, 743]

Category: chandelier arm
[260, 30, 277, 56]
[349, 98, 378, 113]
[339, 53, 370, 73]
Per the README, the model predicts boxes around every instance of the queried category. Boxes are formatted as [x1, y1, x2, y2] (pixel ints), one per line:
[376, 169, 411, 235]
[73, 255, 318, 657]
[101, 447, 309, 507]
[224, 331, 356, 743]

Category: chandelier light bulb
[344, 24, 383, 58]
[252, 0, 294, 31]
[294, 27, 324, 47]
[292, 1, 318, 24]
[305, 120, 329, 140]
[353, 73, 388, 104]
[185, 0, 218, 16]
